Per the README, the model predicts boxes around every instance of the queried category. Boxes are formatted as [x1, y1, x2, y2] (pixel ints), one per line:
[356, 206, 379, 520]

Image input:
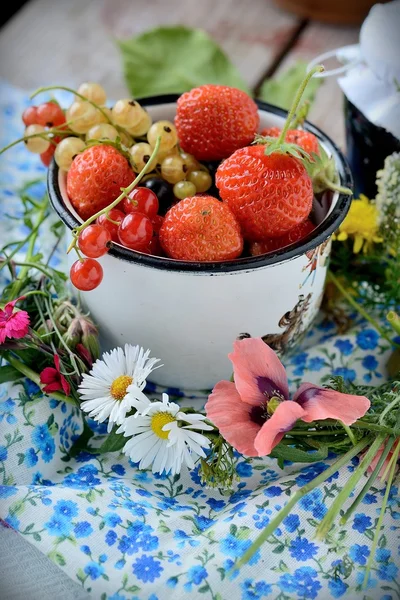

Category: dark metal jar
[344, 97, 400, 198]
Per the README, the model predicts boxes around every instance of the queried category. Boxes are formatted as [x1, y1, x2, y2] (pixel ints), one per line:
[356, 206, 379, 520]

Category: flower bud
[80, 318, 100, 361]
[63, 317, 83, 349]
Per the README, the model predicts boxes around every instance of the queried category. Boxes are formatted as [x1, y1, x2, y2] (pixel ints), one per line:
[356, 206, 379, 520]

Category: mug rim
[47, 94, 353, 274]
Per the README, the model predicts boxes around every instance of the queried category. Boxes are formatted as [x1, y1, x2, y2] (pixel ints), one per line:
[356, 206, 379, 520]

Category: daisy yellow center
[151, 412, 176, 439]
[110, 375, 133, 400]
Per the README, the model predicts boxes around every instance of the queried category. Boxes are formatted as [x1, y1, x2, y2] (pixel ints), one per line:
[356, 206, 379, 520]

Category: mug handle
[307, 44, 362, 78]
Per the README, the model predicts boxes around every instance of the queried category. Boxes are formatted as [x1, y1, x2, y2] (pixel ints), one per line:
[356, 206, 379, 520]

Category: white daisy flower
[78, 344, 161, 432]
[118, 393, 213, 475]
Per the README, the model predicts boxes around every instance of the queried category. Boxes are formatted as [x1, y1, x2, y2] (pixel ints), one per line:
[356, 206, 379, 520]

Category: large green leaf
[118, 26, 249, 97]
[270, 442, 328, 463]
[259, 60, 323, 110]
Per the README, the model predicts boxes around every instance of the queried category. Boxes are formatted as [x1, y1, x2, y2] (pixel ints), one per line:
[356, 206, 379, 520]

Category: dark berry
[143, 177, 174, 216]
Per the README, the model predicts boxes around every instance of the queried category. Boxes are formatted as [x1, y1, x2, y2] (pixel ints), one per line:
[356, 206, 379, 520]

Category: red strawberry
[250, 219, 315, 255]
[175, 85, 260, 161]
[216, 145, 313, 241]
[159, 195, 243, 261]
[67, 145, 134, 220]
[261, 126, 319, 156]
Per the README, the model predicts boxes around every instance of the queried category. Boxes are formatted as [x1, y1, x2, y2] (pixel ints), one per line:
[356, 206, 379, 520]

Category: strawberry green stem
[66, 136, 161, 254]
[317, 173, 352, 195]
[363, 440, 400, 588]
[277, 65, 324, 145]
[315, 434, 386, 539]
[340, 436, 396, 524]
[234, 435, 372, 569]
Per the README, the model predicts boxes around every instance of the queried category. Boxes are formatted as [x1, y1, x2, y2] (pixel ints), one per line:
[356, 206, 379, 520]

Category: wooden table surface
[0, 0, 360, 148]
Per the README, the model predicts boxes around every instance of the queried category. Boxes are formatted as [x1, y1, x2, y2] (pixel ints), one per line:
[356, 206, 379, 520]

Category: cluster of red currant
[22, 101, 67, 166]
[70, 186, 162, 291]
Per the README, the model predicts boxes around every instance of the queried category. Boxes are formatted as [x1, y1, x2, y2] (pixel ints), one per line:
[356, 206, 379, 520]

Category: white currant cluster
[22, 81, 213, 198]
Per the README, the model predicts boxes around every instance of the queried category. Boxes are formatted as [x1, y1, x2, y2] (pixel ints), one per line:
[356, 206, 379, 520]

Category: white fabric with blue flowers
[0, 81, 399, 600]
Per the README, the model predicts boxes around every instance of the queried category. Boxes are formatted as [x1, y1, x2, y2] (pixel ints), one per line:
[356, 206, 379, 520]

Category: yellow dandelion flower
[335, 194, 383, 254]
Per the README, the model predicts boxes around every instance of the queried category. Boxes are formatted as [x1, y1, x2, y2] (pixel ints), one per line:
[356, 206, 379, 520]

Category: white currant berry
[188, 170, 212, 193]
[24, 124, 50, 154]
[77, 82, 107, 105]
[147, 120, 178, 152]
[66, 101, 102, 134]
[173, 180, 196, 199]
[180, 151, 201, 173]
[86, 123, 119, 142]
[127, 110, 152, 137]
[111, 99, 144, 129]
[129, 142, 157, 173]
[54, 137, 86, 171]
[97, 106, 113, 124]
[119, 131, 134, 147]
[161, 155, 187, 184]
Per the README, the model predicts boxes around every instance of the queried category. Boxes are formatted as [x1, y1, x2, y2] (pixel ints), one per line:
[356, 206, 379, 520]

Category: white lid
[308, 1, 400, 140]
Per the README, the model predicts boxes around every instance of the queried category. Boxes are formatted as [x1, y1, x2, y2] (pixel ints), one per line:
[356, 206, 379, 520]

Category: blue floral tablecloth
[1, 81, 400, 600]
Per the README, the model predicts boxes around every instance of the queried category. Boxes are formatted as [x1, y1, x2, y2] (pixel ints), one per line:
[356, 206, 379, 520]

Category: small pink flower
[40, 354, 71, 396]
[364, 440, 400, 481]
[0, 297, 30, 344]
[205, 338, 370, 457]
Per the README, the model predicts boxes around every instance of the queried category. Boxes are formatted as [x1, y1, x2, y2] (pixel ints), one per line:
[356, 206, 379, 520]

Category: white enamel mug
[48, 96, 352, 391]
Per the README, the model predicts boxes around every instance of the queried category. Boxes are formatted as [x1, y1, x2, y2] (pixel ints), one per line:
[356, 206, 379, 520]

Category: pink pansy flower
[0, 297, 30, 345]
[40, 354, 71, 396]
[205, 338, 370, 457]
[364, 440, 400, 481]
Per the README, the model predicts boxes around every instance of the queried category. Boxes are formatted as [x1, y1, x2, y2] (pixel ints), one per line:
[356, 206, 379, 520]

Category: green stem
[12, 261, 57, 280]
[387, 311, 400, 335]
[10, 201, 47, 297]
[327, 271, 399, 348]
[318, 174, 352, 195]
[235, 436, 372, 569]
[341, 423, 357, 446]
[363, 441, 400, 588]
[5, 354, 77, 405]
[315, 434, 386, 539]
[31, 85, 112, 125]
[353, 420, 400, 435]
[0, 127, 72, 156]
[379, 393, 400, 425]
[277, 65, 324, 145]
[66, 136, 161, 253]
[340, 436, 396, 524]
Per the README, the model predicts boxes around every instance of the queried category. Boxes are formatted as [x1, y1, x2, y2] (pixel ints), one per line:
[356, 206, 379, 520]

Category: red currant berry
[40, 143, 56, 166]
[97, 209, 125, 243]
[78, 224, 112, 258]
[148, 236, 164, 256]
[118, 213, 153, 250]
[22, 106, 38, 126]
[36, 102, 66, 128]
[151, 215, 164, 234]
[70, 258, 103, 291]
[123, 187, 159, 218]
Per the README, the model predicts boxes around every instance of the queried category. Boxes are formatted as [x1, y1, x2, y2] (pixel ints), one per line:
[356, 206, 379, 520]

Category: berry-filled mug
[48, 97, 352, 391]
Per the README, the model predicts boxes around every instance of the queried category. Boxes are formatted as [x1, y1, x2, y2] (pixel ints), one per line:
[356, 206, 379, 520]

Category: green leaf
[198, 584, 210, 593]
[126, 585, 140, 593]
[33, 532, 41, 541]
[76, 568, 86, 583]
[272, 544, 285, 553]
[96, 427, 126, 454]
[0, 365, 23, 384]
[259, 60, 323, 110]
[270, 443, 328, 463]
[49, 550, 66, 566]
[118, 26, 249, 98]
